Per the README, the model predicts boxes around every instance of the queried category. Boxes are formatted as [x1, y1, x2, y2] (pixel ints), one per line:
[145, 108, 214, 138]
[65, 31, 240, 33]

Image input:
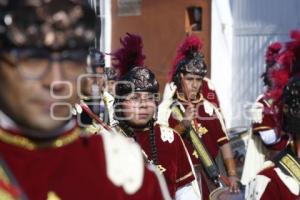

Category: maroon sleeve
[195, 101, 229, 159]
[213, 117, 229, 147]
[198, 103, 229, 146]
[174, 133, 195, 189]
[252, 97, 277, 134]
[265, 134, 289, 151]
[252, 113, 276, 134]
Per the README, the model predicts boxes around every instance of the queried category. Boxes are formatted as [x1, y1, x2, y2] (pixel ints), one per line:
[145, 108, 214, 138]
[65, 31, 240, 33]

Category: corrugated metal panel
[229, 0, 299, 127]
[212, 0, 300, 128]
[232, 0, 299, 32]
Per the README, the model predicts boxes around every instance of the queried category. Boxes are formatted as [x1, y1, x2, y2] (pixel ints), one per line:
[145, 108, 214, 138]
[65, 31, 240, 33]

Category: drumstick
[80, 102, 113, 132]
[219, 174, 231, 186]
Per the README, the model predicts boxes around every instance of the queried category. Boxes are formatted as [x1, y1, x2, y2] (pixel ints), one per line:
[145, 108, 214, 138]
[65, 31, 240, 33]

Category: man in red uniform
[245, 75, 300, 200]
[157, 35, 240, 199]
[252, 42, 288, 150]
[0, 1, 171, 200]
[111, 33, 200, 199]
[241, 42, 289, 185]
[245, 30, 300, 200]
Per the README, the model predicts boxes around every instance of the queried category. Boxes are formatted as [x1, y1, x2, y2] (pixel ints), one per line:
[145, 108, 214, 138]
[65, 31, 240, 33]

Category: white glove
[157, 82, 177, 126]
[162, 82, 177, 101]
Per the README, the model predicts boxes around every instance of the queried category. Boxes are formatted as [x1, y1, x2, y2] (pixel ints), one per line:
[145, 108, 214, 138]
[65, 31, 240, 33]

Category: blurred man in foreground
[0, 1, 170, 199]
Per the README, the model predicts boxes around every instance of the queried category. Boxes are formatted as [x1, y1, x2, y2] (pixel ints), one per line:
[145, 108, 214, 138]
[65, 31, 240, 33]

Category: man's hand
[228, 176, 240, 193]
[182, 103, 197, 128]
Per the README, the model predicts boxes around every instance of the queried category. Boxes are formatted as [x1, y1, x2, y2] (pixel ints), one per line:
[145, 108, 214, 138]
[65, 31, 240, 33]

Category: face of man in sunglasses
[0, 49, 87, 136]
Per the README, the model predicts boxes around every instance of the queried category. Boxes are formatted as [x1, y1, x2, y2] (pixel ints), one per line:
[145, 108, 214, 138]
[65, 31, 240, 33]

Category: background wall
[212, 0, 300, 128]
[110, 0, 212, 94]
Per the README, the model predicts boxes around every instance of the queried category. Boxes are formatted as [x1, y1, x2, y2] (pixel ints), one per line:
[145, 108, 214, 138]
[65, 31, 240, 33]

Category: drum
[209, 187, 245, 200]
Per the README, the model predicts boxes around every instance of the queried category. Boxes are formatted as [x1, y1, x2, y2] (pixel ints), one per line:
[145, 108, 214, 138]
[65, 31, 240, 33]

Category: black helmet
[112, 33, 159, 97]
[87, 48, 105, 68]
[105, 67, 117, 80]
[111, 33, 159, 120]
[115, 66, 159, 97]
[169, 35, 207, 86]
[282, 75, 300, 135]
[0, 0, 97, 50]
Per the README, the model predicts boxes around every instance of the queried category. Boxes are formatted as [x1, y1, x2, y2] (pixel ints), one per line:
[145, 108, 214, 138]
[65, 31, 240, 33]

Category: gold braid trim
[176, 91, 203, 104]
[217, 136, 228, 143]
[176, 171, 193, 183]
[279, 154, 300, 184]
[0, 128, 80, 150]
[252, 126, 273, 132]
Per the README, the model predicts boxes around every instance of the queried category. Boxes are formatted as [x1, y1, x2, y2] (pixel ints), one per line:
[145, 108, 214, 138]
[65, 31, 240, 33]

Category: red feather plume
[264, 30, 300, 130]
[168, 35, 203, 81]
[265, 42, 282, 66]
[288, 29, 300, 48]
[111, 33, 145, 79]
[266, 30, 300, 101]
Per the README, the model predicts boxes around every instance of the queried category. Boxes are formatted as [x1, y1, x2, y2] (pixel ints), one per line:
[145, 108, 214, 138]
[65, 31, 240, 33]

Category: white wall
[211, 0, 234, 128]
[211, 0, 300, 129]
[90, 0, 112, 67]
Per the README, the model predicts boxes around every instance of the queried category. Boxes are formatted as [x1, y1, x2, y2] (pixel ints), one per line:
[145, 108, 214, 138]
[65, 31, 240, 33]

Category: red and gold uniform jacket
[246, 147, 300, 200]
[168, 97, 229, 199]
[133, 124, 195, 198]
[258, 166, 299, 200]
[168, 98, 229, 163]
[0, 125, 171, 200]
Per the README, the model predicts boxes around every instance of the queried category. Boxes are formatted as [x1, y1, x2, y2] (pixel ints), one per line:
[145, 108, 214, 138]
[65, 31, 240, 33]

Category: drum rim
[209, 187, 229, 200]
[209, 187, 245, 200]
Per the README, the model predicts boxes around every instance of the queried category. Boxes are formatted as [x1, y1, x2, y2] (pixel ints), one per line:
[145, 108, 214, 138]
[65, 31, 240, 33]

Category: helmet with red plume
[261, 42, 282, 87]
[169, 35, 207, 87]
[264, 30, 300, 132]
[112, 33, 159, 97]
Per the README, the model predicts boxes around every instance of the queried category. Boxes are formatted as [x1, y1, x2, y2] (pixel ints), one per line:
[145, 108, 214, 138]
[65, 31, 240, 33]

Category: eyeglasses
[0, 48, 88, 80]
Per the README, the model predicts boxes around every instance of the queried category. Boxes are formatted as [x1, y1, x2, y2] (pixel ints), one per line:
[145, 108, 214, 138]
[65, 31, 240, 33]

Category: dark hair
[148, 119, 158, 165]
